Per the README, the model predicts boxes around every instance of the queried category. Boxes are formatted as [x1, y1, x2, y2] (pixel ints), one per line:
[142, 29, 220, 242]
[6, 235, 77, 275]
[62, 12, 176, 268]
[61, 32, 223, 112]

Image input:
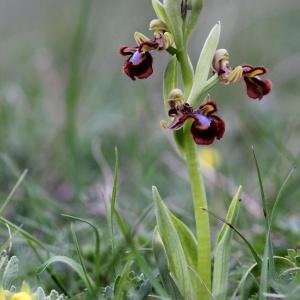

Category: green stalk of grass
[109, 147, 118, 252]
[71, 223, 96, 294]
[65, 0, 92, 195]
[0, 169, 27, 216]
[202, 208, 261, 266]
[61, 214, 101, 285]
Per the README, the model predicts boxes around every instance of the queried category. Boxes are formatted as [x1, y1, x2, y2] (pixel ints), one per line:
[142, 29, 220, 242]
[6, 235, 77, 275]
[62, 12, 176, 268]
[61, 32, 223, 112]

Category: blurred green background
[0, 0, 299, 293]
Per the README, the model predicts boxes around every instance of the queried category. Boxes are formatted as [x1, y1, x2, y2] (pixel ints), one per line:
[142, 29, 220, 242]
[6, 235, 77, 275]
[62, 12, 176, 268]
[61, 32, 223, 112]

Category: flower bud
[168, 88, 184, 108]
[212, 49, 230, 75]
[149, 19, 168, 33]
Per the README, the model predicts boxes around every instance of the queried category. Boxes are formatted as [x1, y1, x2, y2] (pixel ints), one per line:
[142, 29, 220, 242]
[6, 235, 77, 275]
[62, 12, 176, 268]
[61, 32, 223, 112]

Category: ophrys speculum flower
[120, 19, 173, 80]
[166, 95, 225, 145]
[212, 49, 272, 100]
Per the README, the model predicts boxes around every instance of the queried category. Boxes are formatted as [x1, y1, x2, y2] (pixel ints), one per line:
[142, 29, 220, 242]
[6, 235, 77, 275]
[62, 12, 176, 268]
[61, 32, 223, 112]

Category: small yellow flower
[198, 148, 221, 168]
[10, 292, 33, 300]
[11, 282, 34, 300]
[0, 289, 9, 300]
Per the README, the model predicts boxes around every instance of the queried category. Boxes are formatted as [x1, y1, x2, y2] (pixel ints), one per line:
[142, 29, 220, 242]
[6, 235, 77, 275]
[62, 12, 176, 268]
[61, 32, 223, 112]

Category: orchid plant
[120, 0, 271, 299]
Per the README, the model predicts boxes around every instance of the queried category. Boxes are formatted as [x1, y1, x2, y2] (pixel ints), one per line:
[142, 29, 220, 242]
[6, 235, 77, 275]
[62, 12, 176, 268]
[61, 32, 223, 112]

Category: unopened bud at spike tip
[149, 19, 168, 33]
[168, 88, 184, 106]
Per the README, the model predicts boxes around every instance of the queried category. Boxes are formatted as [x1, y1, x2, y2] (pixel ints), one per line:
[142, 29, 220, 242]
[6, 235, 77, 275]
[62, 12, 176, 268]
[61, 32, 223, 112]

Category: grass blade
[0, 169, 28, 216]
[71, 223, 95, 293]
[37, 255, 94, 290]
[61, 214, 101, 285]
[202, 209, 261, 266]
[259, 167, 294, 300]
[109, 147, 118, 251]
[252, 147, 269, 224]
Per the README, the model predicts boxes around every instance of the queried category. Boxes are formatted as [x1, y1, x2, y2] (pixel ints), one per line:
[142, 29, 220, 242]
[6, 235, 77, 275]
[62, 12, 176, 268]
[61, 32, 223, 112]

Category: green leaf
[152, 186, 197, 300]
[166, 205, 197, 271]
[37, 256, 95, 290]
[212, 186, 242, 300]
[163, 56, 178, 114]
[185, 0, 203, 40]
[188, 22, 221, 106]
[153, 228, 184, 299]
[152, 0, 170, 27]
[164, 0, 183, 50]
[2, 256, 18, 289]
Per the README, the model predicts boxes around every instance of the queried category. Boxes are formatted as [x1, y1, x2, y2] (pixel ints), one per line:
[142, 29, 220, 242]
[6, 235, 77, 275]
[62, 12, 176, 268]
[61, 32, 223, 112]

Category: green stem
[184, 121, 211, 299]
[176, 49, 194, 96]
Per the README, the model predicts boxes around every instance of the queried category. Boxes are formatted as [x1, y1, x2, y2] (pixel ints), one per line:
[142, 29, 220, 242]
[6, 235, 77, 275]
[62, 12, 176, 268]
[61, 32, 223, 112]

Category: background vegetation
[0, 0, 299, 298]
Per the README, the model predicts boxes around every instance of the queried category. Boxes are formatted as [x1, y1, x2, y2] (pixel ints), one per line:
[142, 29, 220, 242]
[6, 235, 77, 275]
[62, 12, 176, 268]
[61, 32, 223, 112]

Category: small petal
[198, 101, 217, 115]
[242, 65, 266, 77]
[119, 46, 136, 56]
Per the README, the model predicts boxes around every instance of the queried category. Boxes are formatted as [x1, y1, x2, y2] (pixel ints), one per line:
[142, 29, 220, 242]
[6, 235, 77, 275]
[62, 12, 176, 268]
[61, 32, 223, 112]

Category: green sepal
[212, 186, 242, 300]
